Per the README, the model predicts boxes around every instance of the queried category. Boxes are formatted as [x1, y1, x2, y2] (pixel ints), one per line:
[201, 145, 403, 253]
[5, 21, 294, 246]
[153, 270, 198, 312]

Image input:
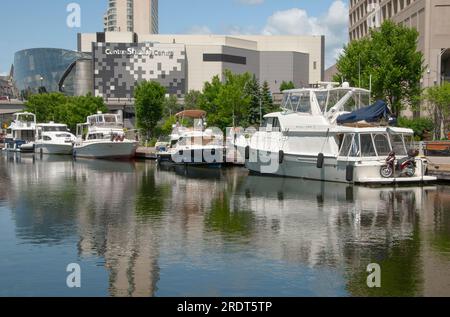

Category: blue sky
[0, 0, 349, 74]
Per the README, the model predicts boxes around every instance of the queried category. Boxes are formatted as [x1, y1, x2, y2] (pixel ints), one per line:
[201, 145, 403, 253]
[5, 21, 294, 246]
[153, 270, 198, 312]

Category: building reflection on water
[1, 153, 449, 296]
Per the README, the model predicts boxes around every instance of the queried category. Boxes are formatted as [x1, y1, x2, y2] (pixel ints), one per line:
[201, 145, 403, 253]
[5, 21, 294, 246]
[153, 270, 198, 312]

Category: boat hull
[35, 143, 73, 155]
[73, 141, 137, 159]
[157, 147, 225, 167]
[245, 151, 436, 184]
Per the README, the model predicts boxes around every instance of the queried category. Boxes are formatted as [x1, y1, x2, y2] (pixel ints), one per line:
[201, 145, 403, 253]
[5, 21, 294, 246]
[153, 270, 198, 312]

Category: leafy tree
[162, 94, 181, 117]
[334, 21, 424, 117]
[24, 93, 68, 123]
[134, 80, 166, 139]
[24, 93, 107, 132]
[199, 71, 252, 130]
[398, 117, 433, 141]
[184, 90, 204, 110]
[280, 81, 295, 92]
[62, 94, 108, 132]
[423, 82, 450, 139]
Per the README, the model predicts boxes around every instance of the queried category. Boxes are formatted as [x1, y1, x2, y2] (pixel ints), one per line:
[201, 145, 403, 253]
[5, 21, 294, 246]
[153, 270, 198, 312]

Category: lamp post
[39, 76, 44, 93]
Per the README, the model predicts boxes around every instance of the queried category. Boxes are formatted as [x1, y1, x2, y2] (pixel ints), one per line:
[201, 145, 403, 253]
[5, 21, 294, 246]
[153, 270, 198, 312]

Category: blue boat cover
[337, 100, 392, 124]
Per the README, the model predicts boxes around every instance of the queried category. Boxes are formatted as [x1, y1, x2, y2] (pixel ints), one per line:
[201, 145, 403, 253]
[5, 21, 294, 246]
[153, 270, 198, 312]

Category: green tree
[424, 82, 450, 139]
[398, 117, 433, 141]
[134, 80, 166, 139]
[59, 94, 107, 131]
[24, 93, 107, 131]
[24, 93, 68, 123]
[261, 81, 275, 115]
[162, 94, 181, 117]
[184, 90, 204, 110]
[245, 74, 262, 126]
[334, 21, 424, 117]
[280, 81, 295, 92]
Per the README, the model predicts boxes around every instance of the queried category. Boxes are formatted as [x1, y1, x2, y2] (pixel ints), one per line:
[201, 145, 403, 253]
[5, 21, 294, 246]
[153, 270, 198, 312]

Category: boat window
[339, 134, 354, 157]
[403, 134, 416, 150]
[262, 117, 275, 131]
[272, 118, 281, 131]
[373, 134, 391, 156]
[389, 134, 407, 156]
[43, 136, 52, 141]
[88, 117, 96, 126]
[349, 135, 360, 157]
[104, 115, 117, 124]
[360, 134, 377, 157]
[43, 126, 67, 132]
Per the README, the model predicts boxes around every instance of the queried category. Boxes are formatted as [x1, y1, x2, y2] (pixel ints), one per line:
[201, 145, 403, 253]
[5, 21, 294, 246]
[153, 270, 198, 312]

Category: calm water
[0, 153, 449, 297]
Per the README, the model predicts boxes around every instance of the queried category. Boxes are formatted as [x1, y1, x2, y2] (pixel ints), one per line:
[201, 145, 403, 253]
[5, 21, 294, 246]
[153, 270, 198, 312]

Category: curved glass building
[13, 48, 91, 97]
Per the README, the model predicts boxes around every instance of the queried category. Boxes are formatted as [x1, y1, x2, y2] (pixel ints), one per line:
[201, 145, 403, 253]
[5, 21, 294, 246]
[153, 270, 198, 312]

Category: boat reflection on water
[0, 157, 449, 296]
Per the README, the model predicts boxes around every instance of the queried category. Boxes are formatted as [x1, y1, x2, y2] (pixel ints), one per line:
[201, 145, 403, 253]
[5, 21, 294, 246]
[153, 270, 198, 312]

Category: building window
[313, 61, 317, 70]
[203, 54, 247, 65]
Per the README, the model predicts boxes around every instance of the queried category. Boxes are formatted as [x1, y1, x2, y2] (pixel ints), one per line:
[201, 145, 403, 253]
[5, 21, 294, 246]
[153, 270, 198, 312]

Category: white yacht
[73, 112, 138, 160]
[245, 83, 436, 184]
[4, 112, 36, 153]
[157, 110, 224, 166]
[35, 122, 76, 155]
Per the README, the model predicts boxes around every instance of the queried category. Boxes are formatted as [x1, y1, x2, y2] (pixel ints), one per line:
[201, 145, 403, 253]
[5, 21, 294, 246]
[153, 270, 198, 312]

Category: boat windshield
[15, 113, 35, 123]
[88, 114, 121, 127]
[282, 91, 311, 113]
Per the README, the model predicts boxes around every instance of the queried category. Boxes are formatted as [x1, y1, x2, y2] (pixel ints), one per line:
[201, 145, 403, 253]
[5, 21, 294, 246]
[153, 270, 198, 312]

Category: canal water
[0, 154, 449, 297]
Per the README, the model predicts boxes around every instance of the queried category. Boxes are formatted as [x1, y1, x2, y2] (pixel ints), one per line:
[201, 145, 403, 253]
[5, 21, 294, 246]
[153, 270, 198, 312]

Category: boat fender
[245, 146, 250, 160]
[279, 150, 284, 164]
[317, 153, 324, 169]
[346, 165, 354, 182]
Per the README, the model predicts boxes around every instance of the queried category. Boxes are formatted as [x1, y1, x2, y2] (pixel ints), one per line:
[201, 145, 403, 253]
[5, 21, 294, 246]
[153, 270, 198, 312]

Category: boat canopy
[176, 110, 206, 119]
[336, 100, 393, 125]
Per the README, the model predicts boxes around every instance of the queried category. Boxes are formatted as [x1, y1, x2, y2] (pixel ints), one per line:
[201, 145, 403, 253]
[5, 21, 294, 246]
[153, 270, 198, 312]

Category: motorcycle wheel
[380, 165, 394, 178]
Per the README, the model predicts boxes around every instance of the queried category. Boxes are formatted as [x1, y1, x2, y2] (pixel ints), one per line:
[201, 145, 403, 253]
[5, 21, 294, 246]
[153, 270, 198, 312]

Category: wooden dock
[135, 147, 157, 160]
[426, 157, 450, 181]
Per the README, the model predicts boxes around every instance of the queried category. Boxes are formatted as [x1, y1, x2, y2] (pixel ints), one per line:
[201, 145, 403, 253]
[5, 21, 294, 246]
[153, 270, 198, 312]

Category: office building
[349, 0, 450, 88]
[104, 0, 159, 34]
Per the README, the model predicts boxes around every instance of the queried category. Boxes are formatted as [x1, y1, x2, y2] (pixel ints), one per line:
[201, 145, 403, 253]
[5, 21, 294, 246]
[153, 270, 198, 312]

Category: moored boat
[244, 82, 436, 184]
[35, 122, 76, 155]
[4, 112, 36, 153]
[73, 112, 138, 160]
[157, 110, 224, 166]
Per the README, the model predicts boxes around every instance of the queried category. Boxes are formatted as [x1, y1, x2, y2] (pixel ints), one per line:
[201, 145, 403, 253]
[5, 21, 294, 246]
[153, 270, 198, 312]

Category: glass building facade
[13, 48, 90, 97]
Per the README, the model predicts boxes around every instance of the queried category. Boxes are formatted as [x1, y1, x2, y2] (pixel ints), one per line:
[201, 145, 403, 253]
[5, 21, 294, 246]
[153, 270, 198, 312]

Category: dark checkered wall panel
[93, 42, 186, 99]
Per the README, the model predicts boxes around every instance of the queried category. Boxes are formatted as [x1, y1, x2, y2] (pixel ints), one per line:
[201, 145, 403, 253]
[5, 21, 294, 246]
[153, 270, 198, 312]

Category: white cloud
[237, 0, 264, 5]
[262, 0, 349, 68]
[185, 25, 213, 35]
[0, 72, 8, 77]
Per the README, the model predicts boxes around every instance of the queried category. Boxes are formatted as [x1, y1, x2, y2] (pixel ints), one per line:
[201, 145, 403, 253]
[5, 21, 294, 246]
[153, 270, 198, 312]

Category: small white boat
[4, 112, 36, 153]
[35, 122, 76, 155]
[245, 82, 436, 184]
[73, 112, 138, 160]
[157, 110, 224, 166]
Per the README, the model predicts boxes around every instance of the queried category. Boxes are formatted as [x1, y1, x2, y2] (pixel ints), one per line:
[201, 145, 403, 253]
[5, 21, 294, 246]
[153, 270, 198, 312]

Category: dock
[135, 146, 157, 160]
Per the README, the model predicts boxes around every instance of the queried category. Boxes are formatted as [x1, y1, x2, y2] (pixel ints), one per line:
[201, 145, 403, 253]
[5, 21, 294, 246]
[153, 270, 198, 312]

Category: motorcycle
[380, 149, 419, 178]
